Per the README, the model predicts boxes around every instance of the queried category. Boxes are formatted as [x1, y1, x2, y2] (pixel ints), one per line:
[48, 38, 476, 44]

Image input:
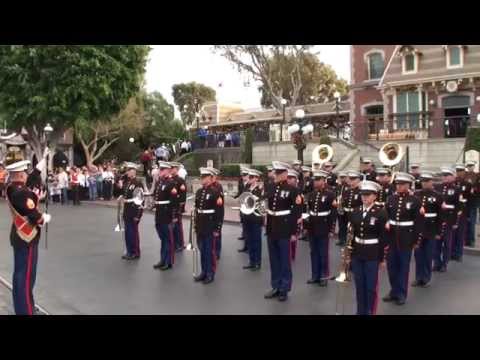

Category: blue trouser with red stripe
[124, 219, 140, 257]
[215, 232, 222, 259]
[198, 234, 216, 279]
[351, 258, 380, 315]
[245, 221, 262, 266]
[451, 215, 467, 259]
[309, 234, 329, 280]
[386, 246, 412, 301]
[156, 223, 175, 266]
[267, 237, 292, 293]
[173, 216, 185, 250]
[414, 237, 434, 283]
[433, 226, 453, 270]
[12, 243, 38, 315]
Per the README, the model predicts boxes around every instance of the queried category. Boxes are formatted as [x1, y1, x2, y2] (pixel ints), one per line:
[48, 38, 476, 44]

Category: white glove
[43, 147, 51, 159]
[42, 213, 52, 224]
[36, 158, 46, 173]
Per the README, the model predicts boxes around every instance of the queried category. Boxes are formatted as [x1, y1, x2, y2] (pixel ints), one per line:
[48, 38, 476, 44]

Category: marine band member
[170, 162, 187, 253]
[350, 180, 388, 315]
[452, 164, 471, 261]
[465, 160, 479, 247]
[211, 167, 225, 260]
[337, 170, 362, 246]
[409, 164, 422, 191]
[286, 168, 303, 261]
[5, 149, 52, 315]
[306, 170, 336, 287]
[361, 158, 377, 182]
[375, 167, 394, 207]
[236, 167, 250, 247]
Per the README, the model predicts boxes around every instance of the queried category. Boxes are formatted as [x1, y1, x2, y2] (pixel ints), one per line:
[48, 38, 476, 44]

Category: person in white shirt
[57, 167, 69, 205]
[102, 166, 114, 200]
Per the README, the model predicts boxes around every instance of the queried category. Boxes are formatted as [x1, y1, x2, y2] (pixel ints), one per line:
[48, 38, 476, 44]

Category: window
[446, 46, 463, 68]
[365, 105, 384, 136]
[395, 90, 421, 129]
[403, 53, 416, 73]
[368, 53, 384, 79]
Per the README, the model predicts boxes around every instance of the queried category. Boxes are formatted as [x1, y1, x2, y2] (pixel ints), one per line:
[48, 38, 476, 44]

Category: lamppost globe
[129, 137, 135, 143]
[44, 123, 53, 133]
[280, 98, 287, 105]
[334, 91, 341, 100]
[295, 109, 305, 119]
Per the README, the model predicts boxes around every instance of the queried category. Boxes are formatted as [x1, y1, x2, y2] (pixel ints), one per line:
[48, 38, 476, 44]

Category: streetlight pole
[334, 91, 341, 139]
[43, 123, 53, 250]
[287, 109, 313, 163]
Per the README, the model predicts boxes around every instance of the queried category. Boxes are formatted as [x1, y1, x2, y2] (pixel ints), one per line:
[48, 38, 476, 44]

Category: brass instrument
[335, 223, 354, 315]
[311, 144, 334, 168]
[187, 208, 201, 278]
[379, 142, 405, 183]
[237, 191, 267, 217]
[114, 195, 125, 232]
[336, 183, 345, 216]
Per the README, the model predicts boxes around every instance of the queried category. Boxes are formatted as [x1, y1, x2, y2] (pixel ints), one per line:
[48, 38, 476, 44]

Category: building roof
[5, 135, 27, 146]
[380, 45, 480, 87]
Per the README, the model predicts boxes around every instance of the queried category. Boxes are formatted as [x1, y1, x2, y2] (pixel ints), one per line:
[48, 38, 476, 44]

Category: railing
[192, 131, 242, 150]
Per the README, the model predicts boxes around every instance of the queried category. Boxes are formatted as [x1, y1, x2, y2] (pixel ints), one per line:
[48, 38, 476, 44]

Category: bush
[241, 128, 253, 163]
[319, 129, 332, 145]
[220, 164, 241, 177]
[465, 128, 480, 152]
[251, 165, 267, 175]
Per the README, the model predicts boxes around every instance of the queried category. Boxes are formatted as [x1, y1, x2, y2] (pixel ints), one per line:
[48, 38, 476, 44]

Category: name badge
[448, 189, 454, 196]
[206, 194, 211, 200]
[354, 194, 358, 200]
[370, 217, 377, 226]
[161, 185, 165, 191]
[462, 186, 466, 191]
[406, 202, 412, 210]
[321, 196, 326, 203]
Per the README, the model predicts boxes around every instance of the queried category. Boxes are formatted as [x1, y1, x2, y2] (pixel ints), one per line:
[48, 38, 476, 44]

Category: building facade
[351, 45, 480, 143]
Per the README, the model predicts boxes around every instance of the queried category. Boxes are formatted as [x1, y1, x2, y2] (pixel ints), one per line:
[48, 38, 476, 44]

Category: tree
[0, 45, 150, 162]
[75, 96, 146, 167]
[139, 91, 187, 149]
[172, 82, 216, 127]
[213, 45, 313, 113]
[259, 53, 348, 108]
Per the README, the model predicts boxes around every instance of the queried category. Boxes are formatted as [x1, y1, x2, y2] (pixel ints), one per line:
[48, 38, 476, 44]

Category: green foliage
[465, 128, 480, 152]
[241, 128, 253, 163]
[138, 91, 187, 149]
[259, 52, 348, 108]
[220, 164, 241, 177]
[99, 133, 142, 164]
[319, 129, 332, 146]
[0, 45, 150, 133]
[172, 82, 216, 126]
[251, 165, 267, 176]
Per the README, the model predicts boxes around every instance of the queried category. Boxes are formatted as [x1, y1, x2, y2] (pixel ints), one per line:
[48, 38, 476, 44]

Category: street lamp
[43, 123, 53, 250]
[129, 137, 135, 143]
[333, 91, 342, 139]
[280, 98, 287, 141]
[287, 109, 313, 163]
[194, 98, 200, 130]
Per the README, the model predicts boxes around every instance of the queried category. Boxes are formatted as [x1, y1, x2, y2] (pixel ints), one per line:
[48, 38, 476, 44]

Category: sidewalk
[0, 287, 14, 315]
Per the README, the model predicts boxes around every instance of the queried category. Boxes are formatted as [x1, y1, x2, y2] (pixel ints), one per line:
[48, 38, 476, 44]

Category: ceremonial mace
[43, 123, 53, 249]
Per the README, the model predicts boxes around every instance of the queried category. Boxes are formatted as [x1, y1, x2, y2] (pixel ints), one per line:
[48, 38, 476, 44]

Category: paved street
[1, 200, 480, 315]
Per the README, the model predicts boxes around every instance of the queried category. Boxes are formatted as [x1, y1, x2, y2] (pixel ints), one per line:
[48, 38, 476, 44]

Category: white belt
[375, 201, 385, 206]
[309, 210, 331, 217]
[197, 209, 215, 214]
[355, 237, 379, 245]
[124, 199, 135, 203]
[443, 204, 455, 209]
[389, 220, 414, 226]
[267, 210, 291, 216]
[424, 213, 437, 218]
[343, 207, 354, 212]
[155, 200, 171, 205]
[460, 199, 467, 203]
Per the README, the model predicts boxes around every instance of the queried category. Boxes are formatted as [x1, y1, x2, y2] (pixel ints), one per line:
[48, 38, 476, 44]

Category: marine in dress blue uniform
[264, 161, 301, 302]
[337, 170, 362, 246]
[170, 162, 187, 253]
[5, 153, 52, 315]
[287, 169, 303, 262]
[465, 161, 479, 247]
[412, 172, 442, 287]
[375, 167, 394, 207]
[210, 168, 225, 260]
[383, 172, 422, 305]
[433, 167, 461, 272]
[242, 169, 264, 271]
[120, 164, 144, 260]
[451, 164, 471, 261]
[193, 168, 224, 284]
[409, 164, 423, 191]
[152, 162, 179, 270]
[350, 180, 388, 315]
[305, 170, 336, 287]
[236, 168, 250, 249]
[361, 158, 377, 182]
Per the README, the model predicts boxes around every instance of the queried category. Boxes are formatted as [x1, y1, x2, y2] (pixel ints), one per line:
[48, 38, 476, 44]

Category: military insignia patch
[406, 202, 412, 210]
[26, 198, 35, 209]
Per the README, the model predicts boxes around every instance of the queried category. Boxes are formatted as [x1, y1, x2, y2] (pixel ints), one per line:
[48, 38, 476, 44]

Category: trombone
[187, 208, 201, 278]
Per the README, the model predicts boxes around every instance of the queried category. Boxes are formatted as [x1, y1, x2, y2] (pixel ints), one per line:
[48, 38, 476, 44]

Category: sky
[145, 45, 350, 114]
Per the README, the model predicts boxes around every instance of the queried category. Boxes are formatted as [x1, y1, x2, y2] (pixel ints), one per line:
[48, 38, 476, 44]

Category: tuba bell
[238, 192, 266, 216]
[378, 142, 404, 167]
[312, 144, 334, 169]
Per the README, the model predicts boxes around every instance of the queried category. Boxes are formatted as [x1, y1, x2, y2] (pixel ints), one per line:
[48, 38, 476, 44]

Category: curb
[0, 274, 50, 315]
[82, 201, 242, 225]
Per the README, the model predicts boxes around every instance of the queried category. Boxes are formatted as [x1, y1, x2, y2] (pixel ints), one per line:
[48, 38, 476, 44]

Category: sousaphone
[311, 144, 334, 169]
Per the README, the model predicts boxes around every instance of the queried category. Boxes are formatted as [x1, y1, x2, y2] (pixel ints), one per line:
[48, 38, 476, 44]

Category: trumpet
[187, 208, 201, 278]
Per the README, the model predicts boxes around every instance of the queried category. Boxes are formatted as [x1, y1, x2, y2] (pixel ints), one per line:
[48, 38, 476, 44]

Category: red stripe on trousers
[134, 222, 140, 256]
[25, 246, 33, 315]
[168, 224, 175, 265]
[372, 267, 380, 315]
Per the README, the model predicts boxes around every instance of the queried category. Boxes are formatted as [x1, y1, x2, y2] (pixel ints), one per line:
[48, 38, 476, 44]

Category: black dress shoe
[238, 236, 245, 240]
[264, 289, 280, 299]
[194, 274, 206, 282]
[238, 248, 248, 253]
[250, 265, 261, 271]
[160, 264, 172, 271]
[203, 277, 214, 284]
[439, 266, 447, 273]
[121, 255, 130, 260]
[382, 294, 397, 302]
[318, 280, 328, 287]
[243, 264, 255, 269]
[175, 247, 185, 253]
[395, 298, 406, 305]
[420, 281, 430, 288]
[153, 262, 164, 269]
[307, 279, 320, 284]
[132, 255, 140, 260]
[432, 267, 440, 272]
[277, 292, 288, 302]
